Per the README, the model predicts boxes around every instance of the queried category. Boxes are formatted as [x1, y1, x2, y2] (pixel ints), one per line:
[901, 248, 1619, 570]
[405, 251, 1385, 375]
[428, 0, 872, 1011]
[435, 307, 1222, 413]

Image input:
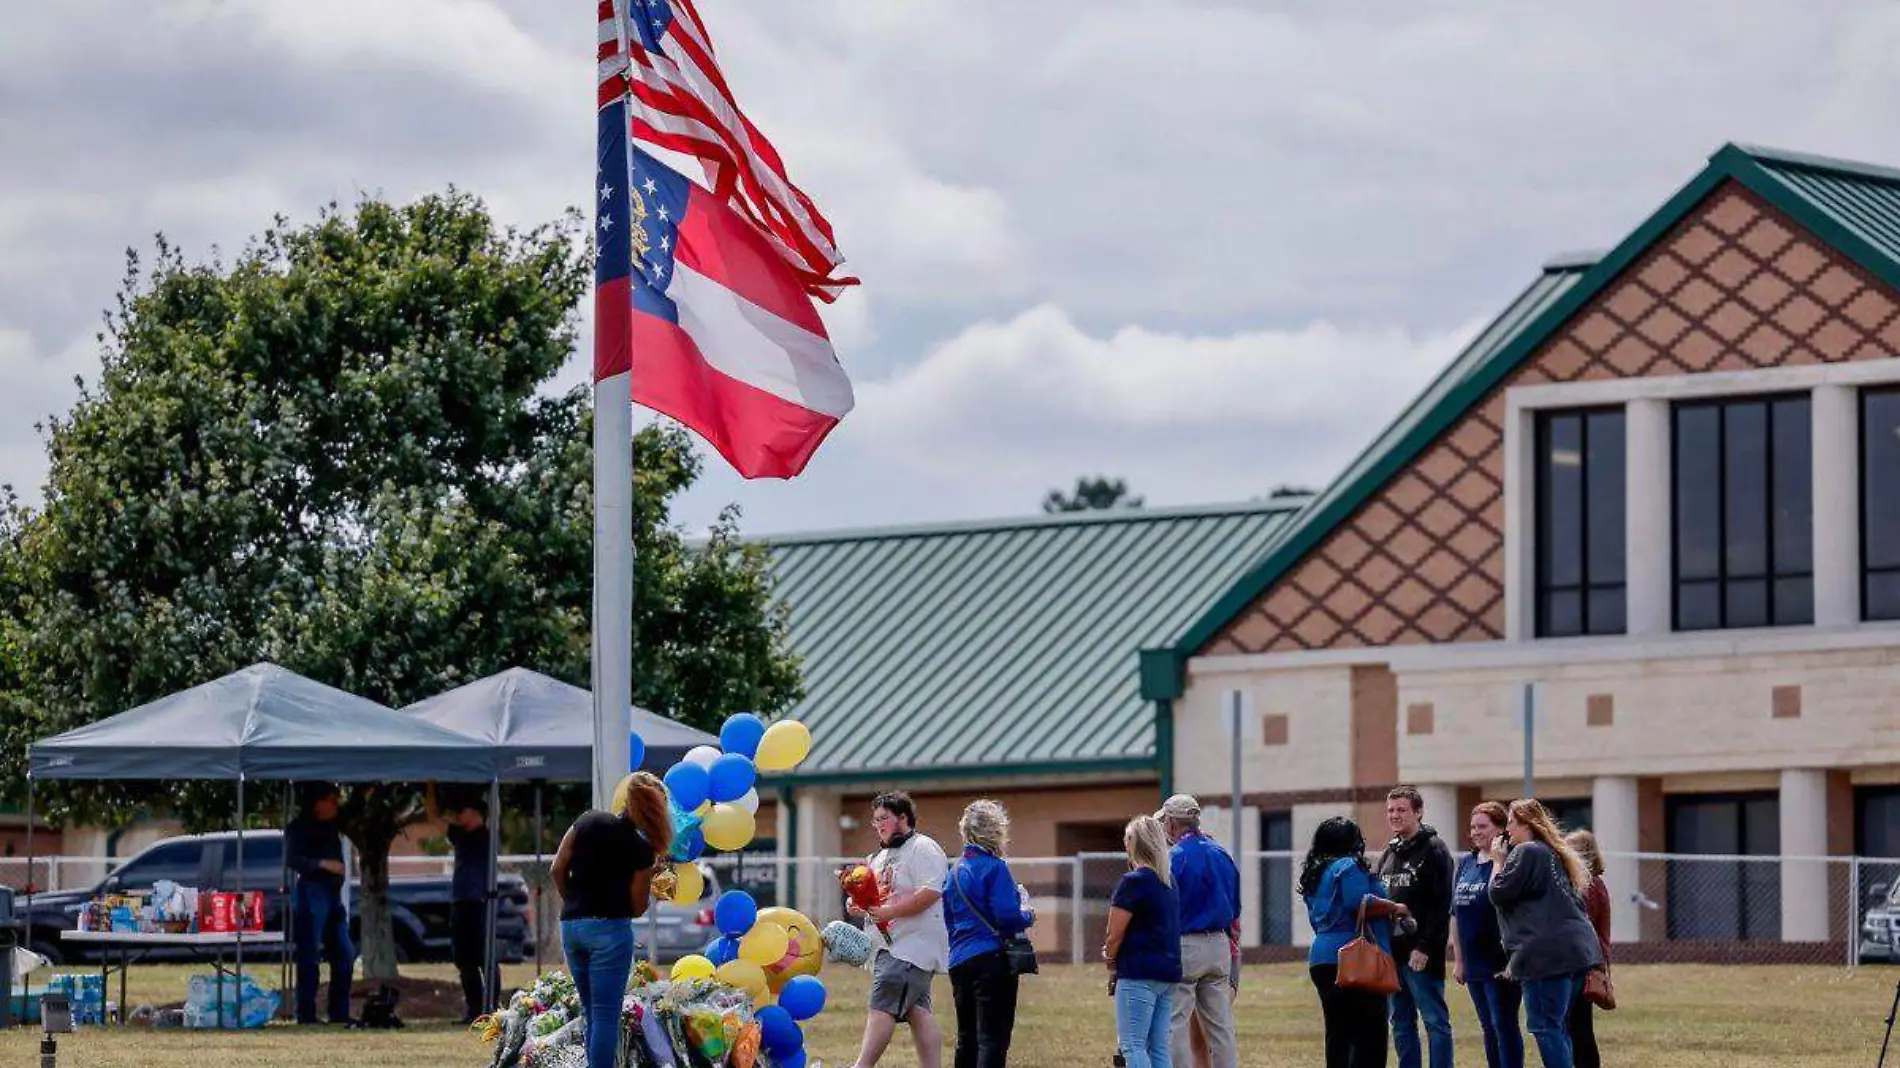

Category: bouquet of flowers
[838, 864, 889, 936]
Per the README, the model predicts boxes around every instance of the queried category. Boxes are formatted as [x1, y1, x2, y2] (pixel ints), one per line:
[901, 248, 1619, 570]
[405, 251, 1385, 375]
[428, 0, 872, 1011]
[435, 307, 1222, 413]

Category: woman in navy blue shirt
[1301, 816, 1411, 1068]
[943, 800, 1036, 1068]
[1104, 815, 1181, 1068]
[1448, 802, 1523, 1068]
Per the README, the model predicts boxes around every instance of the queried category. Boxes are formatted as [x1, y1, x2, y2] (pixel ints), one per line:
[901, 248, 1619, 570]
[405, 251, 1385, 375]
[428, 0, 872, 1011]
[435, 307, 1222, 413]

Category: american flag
[597, 0, 855, 302]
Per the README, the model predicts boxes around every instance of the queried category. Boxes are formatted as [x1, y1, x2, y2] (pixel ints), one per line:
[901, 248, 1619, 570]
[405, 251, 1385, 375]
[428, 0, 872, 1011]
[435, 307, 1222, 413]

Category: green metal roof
[761, 500, 1307, 784]
[1142, 142, 1900, 698]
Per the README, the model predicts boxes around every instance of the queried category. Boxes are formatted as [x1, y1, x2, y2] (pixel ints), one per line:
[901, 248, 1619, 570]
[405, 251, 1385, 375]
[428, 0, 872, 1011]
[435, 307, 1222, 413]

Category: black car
[13, 830, 530, 965]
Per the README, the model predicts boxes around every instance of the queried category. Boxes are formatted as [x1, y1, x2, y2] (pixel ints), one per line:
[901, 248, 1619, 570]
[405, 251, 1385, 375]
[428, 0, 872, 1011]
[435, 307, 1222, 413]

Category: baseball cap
[1158, 794, 1201, 821]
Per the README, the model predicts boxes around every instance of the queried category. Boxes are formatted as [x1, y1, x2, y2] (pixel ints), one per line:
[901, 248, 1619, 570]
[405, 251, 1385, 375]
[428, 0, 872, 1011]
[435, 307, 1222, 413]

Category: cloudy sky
[5, 3, 1900, 537]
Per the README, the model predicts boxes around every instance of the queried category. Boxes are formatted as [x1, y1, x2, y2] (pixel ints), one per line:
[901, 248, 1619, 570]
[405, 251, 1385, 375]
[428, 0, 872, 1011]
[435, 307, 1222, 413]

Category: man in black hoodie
[1377, 785, 1456, 1068]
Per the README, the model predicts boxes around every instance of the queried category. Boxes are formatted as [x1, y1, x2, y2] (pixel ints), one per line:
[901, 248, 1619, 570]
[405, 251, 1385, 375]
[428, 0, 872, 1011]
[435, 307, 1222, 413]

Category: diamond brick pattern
[1208, 181, 1900, 656]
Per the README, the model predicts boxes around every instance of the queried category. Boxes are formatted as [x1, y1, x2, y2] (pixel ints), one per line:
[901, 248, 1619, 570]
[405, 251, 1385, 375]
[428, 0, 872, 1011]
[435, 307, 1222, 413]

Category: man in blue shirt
[1159, 794, 1240, 1068]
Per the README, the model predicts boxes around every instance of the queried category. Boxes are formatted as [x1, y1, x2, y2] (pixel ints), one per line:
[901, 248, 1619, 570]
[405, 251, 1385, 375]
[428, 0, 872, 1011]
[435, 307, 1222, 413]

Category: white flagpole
[592, 0, 636, 813]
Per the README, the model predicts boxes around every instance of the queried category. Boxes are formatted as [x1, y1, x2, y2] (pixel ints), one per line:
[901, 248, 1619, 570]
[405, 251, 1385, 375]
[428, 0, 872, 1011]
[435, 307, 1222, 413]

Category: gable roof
[1140, 142, 1900, 699]
[762, 499, 1307, 784]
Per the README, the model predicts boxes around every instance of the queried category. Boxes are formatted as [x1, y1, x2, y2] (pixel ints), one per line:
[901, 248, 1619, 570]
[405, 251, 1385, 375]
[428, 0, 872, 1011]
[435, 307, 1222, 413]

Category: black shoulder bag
[952, 862, 1039, 975]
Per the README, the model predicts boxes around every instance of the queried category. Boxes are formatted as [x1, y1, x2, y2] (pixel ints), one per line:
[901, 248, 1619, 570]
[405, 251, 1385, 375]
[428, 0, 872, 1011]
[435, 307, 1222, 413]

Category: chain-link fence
[11, 850, 1899, 969]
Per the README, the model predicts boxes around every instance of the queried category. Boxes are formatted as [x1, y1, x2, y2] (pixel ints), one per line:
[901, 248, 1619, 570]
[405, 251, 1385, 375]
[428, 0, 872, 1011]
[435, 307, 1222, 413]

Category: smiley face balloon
[755, 906, 824, 988]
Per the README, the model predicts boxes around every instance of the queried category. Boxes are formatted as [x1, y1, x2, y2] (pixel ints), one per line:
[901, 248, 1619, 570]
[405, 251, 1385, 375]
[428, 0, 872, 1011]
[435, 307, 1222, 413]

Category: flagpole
[592, 0, 636, 813]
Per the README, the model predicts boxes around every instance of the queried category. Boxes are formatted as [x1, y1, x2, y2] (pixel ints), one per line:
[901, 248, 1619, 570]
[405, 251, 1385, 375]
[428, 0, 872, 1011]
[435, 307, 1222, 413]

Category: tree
[1041, 476, 1144, 514]
[0, 194, 801, 977]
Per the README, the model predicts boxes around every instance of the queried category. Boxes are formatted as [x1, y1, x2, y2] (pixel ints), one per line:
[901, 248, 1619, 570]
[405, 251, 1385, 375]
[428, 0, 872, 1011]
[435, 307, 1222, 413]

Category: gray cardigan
[1488, 842, 1604, 981]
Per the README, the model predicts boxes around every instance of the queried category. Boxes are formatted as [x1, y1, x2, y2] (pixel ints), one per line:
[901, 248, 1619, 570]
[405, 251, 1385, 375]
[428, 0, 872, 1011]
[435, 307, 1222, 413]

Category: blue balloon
[718, 713, 767, 759]
[707, 753, 757, 803]
[663, 761, 711, 811]
[777, 975, 826, 1021]
[776, 1047, 808, 1068]
[756, 1006, 803, 1056]
[713, 889, 757, 937]
[704, 935, 740, 966]
[627, 730, 647, 772]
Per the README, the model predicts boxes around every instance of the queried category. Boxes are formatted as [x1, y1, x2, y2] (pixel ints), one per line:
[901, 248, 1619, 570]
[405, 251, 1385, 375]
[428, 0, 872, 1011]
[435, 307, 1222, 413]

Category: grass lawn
[0, 961, 1890, 1067]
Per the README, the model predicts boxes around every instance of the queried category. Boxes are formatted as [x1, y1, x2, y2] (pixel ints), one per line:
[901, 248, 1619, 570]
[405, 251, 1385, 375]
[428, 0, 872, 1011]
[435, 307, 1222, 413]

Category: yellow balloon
[670, 862, 705, 905]
[671, 954, 716, 982]
[757, 907, 824, 984]
[739, 921, 790, 966]
[702, 803, 756, 851]
[755, 720, 811, 772]
[693, 800, 712, 817]
[715, 959, 769, 1002]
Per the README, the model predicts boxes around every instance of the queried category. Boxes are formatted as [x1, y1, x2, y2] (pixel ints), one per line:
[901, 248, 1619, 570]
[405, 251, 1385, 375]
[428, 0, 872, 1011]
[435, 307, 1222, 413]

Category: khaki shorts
[868, 950, 934, 1020]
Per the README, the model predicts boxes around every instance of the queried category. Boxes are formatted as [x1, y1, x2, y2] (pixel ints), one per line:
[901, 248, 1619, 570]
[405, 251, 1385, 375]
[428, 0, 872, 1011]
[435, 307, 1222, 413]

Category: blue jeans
[1465, 975, 1524, 1068]
[562, 918, 635, 1068]
[1114, 978, 1173, 1068]
[1390, 967, 1453, 1068]
[1520, 973, 1585, 1068]
[292, 884, 357, 1024]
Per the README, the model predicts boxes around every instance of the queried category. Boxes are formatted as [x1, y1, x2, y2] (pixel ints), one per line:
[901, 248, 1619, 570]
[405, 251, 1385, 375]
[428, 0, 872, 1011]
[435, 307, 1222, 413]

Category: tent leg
[25, 776, 34, 942]
[533, 782, 543, 978]
[281, 782, 295, 1020]
[235, 774, 245, 1028]
[486, 779, 500, 1014]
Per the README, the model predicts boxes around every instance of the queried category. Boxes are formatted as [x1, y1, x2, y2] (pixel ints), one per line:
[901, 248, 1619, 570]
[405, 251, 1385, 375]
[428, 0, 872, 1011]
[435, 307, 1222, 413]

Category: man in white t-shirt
[846, 791, 948, 1068]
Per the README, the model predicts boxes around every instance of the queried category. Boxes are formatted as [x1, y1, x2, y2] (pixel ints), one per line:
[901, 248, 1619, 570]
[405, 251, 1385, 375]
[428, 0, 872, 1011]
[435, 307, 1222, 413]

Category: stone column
[1289, 804, 1337, 947]
[1812, 384, 1860, 627]
[1592, 775, 1642, 944]
[1417, 785, 1461, 838]
[792, 790, 844, 921]
[1780, 769, 1832, 943]
[1625, 398, 1672, 637]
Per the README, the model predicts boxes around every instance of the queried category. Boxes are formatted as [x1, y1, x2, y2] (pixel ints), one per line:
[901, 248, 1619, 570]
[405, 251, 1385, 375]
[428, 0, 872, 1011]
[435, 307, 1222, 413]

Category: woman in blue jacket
[943, 800, 1036, 1068]
[1301, 816, 1412, 1068]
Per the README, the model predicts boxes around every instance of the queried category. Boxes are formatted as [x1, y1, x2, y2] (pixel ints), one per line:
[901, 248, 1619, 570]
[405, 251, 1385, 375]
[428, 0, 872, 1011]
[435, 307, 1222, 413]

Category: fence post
[1849, 857, 1860, 971]
[1071, 856, 1085, 967]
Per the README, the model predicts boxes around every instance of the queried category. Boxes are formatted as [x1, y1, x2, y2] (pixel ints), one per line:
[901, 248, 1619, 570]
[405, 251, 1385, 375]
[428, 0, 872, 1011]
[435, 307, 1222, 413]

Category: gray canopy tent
[401, 667, 719, 968]
[25, 663, 503, 1019]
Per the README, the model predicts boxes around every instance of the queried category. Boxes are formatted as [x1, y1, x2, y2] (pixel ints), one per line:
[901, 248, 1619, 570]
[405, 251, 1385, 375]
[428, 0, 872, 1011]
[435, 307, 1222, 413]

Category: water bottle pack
[47, 973, 107, 1026]
[183, 973, 279, 1029]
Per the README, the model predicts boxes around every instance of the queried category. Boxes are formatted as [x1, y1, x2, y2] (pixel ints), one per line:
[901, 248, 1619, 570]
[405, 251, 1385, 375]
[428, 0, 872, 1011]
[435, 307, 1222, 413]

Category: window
[1258, 812, 1293, 946]
[1862, 389, 1900, 620]
[107, 841, 207, 894]
[208, 836, 285, 892]
[1534, 408, 1627, 637]
[1666, 793, 1780, 941]
[1672, 395, 1813, 630]
[1542, 798, 1594, 833]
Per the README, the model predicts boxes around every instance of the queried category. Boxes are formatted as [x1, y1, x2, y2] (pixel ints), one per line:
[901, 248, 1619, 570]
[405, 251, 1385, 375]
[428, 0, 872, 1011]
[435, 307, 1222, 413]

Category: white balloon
[737, 788, 760, 814]
[684, 745, 722, 769]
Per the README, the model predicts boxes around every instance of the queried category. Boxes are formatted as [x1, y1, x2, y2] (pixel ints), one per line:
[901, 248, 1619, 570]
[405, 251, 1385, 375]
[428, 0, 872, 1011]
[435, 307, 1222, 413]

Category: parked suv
[1861, 876, 1899, 964]
[14, 830, 530, 966]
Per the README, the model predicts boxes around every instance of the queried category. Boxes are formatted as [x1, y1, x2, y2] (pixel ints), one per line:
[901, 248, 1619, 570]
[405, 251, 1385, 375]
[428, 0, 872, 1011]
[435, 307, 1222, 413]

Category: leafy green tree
[1042, 475, 1144, 513]
[0, 194, 800, 977]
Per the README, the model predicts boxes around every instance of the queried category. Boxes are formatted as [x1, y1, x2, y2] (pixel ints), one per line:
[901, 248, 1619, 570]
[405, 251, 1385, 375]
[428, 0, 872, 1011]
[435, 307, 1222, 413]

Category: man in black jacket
[287, 783, 357, 1026]
[1377, 785, 1456, 1068]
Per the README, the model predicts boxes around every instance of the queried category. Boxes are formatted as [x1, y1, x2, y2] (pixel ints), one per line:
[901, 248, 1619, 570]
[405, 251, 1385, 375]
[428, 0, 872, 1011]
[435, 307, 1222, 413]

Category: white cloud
[850, 305, 1480, 505]
[0, 330, 96, 500]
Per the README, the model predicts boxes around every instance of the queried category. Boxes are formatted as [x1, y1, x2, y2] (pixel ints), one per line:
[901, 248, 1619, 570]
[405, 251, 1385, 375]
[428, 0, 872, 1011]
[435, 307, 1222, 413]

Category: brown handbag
[1335, 896, 1400, 995]
[1584, 966, 1616, 1010]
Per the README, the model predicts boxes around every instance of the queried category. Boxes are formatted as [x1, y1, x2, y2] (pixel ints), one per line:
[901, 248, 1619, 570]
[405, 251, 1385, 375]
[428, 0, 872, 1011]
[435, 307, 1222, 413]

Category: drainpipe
[1156, 698, 1175, 801]
[778, 786, 799, 908]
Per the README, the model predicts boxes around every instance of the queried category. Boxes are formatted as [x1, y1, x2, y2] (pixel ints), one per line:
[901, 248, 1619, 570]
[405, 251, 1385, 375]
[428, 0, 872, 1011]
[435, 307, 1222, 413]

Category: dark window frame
[1670, 393, 1814, 631]
[1861, 387, 1900, 621]
[1533, 406, 1628, 638]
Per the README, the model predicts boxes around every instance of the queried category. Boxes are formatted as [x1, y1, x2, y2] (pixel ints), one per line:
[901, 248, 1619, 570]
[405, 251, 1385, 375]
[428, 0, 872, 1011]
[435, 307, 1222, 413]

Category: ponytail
[612, 771, 674, 860]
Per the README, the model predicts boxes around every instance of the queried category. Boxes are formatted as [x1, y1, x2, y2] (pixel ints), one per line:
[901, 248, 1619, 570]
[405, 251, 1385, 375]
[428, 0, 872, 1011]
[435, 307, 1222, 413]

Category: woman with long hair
[552, 771, 674, 1068]
[943, 800, 1035, 1068]
[1300, 816, 1411, 1068]
[1564, 830, 1611, 1068]
[1486, 800, 1601, 1068]
[1103, 815, 1181, 1068]
[1447, 802, 1524, 1068]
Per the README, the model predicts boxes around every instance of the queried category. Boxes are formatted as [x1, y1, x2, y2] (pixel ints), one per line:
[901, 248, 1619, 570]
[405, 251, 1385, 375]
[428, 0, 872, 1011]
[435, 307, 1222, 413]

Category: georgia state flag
[595, 95, 853, 480]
